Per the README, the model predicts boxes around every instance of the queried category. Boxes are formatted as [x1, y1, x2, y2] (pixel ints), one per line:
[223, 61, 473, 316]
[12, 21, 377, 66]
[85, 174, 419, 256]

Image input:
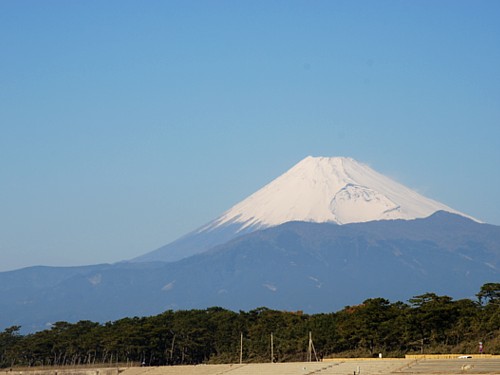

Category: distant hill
[1, 212, 498, 333]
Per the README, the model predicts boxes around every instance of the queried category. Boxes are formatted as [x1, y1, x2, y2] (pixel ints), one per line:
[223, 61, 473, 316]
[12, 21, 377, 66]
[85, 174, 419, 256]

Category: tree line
[1, 283, 499, 368]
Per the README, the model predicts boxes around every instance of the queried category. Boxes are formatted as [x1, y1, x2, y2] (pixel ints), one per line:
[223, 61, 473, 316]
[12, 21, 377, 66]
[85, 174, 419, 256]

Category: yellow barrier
[323, 354, 500, 360]
[404, 354, 499, 359]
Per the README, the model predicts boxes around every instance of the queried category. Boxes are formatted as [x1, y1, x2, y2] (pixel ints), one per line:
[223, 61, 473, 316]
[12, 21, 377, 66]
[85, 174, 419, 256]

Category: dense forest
[1, 283, 499, 368]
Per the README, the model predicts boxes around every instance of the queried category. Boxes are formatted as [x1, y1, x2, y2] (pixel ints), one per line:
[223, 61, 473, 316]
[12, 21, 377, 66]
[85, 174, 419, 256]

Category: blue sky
[1, 1, 499, 272]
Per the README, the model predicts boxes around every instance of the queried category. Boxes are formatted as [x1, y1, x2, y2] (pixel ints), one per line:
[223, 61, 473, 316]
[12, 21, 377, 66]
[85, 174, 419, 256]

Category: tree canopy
[1, 283, 499, 368]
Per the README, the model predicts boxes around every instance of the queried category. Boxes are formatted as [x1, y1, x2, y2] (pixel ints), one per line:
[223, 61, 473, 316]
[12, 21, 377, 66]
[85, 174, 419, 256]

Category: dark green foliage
[0, 326, 21, 367]
[477, 283, 500, 305]
[1, 284, 499, 368]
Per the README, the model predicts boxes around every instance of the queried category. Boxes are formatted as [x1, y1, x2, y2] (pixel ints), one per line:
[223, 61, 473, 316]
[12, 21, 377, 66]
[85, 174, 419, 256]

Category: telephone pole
[308, 332, 318, 362]
[270, 333, 274, 363]
[240, 332, 243, 364]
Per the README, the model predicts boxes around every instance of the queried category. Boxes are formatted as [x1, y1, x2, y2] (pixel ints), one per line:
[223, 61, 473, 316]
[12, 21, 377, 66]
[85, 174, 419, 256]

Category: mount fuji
[2, 156, 498, 333]
[134, 156, 474, 263]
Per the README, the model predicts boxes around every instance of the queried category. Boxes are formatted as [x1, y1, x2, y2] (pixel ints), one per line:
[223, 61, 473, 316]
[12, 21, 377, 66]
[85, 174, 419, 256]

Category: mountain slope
[2, 213, 498, 333]
[135, 156, 475, 263]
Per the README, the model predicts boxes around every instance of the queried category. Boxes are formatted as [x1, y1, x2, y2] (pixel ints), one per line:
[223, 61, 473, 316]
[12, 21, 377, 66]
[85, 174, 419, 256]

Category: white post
[240, 332, 243, 364]
[271, 333, 274, 363]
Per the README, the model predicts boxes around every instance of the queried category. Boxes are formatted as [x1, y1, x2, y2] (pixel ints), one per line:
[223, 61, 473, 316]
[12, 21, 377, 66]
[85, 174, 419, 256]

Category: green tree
[408, 293, 458, 349]
[0, 326, 22, 368]
[477, 283, 500, 306]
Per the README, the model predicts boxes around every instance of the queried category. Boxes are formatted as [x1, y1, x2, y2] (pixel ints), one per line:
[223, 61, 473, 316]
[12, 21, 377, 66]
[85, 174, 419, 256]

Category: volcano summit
[135, 156, 475, 263]
[207, 156, 471, 226]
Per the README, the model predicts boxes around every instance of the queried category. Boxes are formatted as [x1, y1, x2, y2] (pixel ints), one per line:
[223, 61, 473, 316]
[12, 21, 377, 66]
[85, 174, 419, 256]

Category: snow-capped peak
[203, 156, 474, 231]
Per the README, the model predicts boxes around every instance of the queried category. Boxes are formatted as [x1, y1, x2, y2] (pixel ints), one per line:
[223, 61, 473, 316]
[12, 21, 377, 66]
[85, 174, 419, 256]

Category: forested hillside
[1, 284, 499, 367]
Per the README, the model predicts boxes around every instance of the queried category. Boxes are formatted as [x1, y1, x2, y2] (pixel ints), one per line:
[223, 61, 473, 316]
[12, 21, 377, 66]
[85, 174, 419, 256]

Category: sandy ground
[2, 358, 499, 375]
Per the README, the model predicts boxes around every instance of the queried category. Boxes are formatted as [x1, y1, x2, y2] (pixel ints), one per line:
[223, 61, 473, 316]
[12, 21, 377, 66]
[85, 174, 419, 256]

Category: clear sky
[1, 1, 499, 272]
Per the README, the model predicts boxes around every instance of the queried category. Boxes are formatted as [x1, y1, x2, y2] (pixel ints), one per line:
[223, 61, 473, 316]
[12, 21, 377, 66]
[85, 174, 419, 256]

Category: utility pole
[240, 332, 243, 364]
[308, 331, 318, 362]
[168, 332, 175, 364]
[270, 333, 274, 363]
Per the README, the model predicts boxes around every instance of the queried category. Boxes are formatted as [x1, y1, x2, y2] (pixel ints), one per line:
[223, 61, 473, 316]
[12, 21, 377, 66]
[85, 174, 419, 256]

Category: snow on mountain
[134, 156, 476, 263]
[202, 156, 474, 231]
